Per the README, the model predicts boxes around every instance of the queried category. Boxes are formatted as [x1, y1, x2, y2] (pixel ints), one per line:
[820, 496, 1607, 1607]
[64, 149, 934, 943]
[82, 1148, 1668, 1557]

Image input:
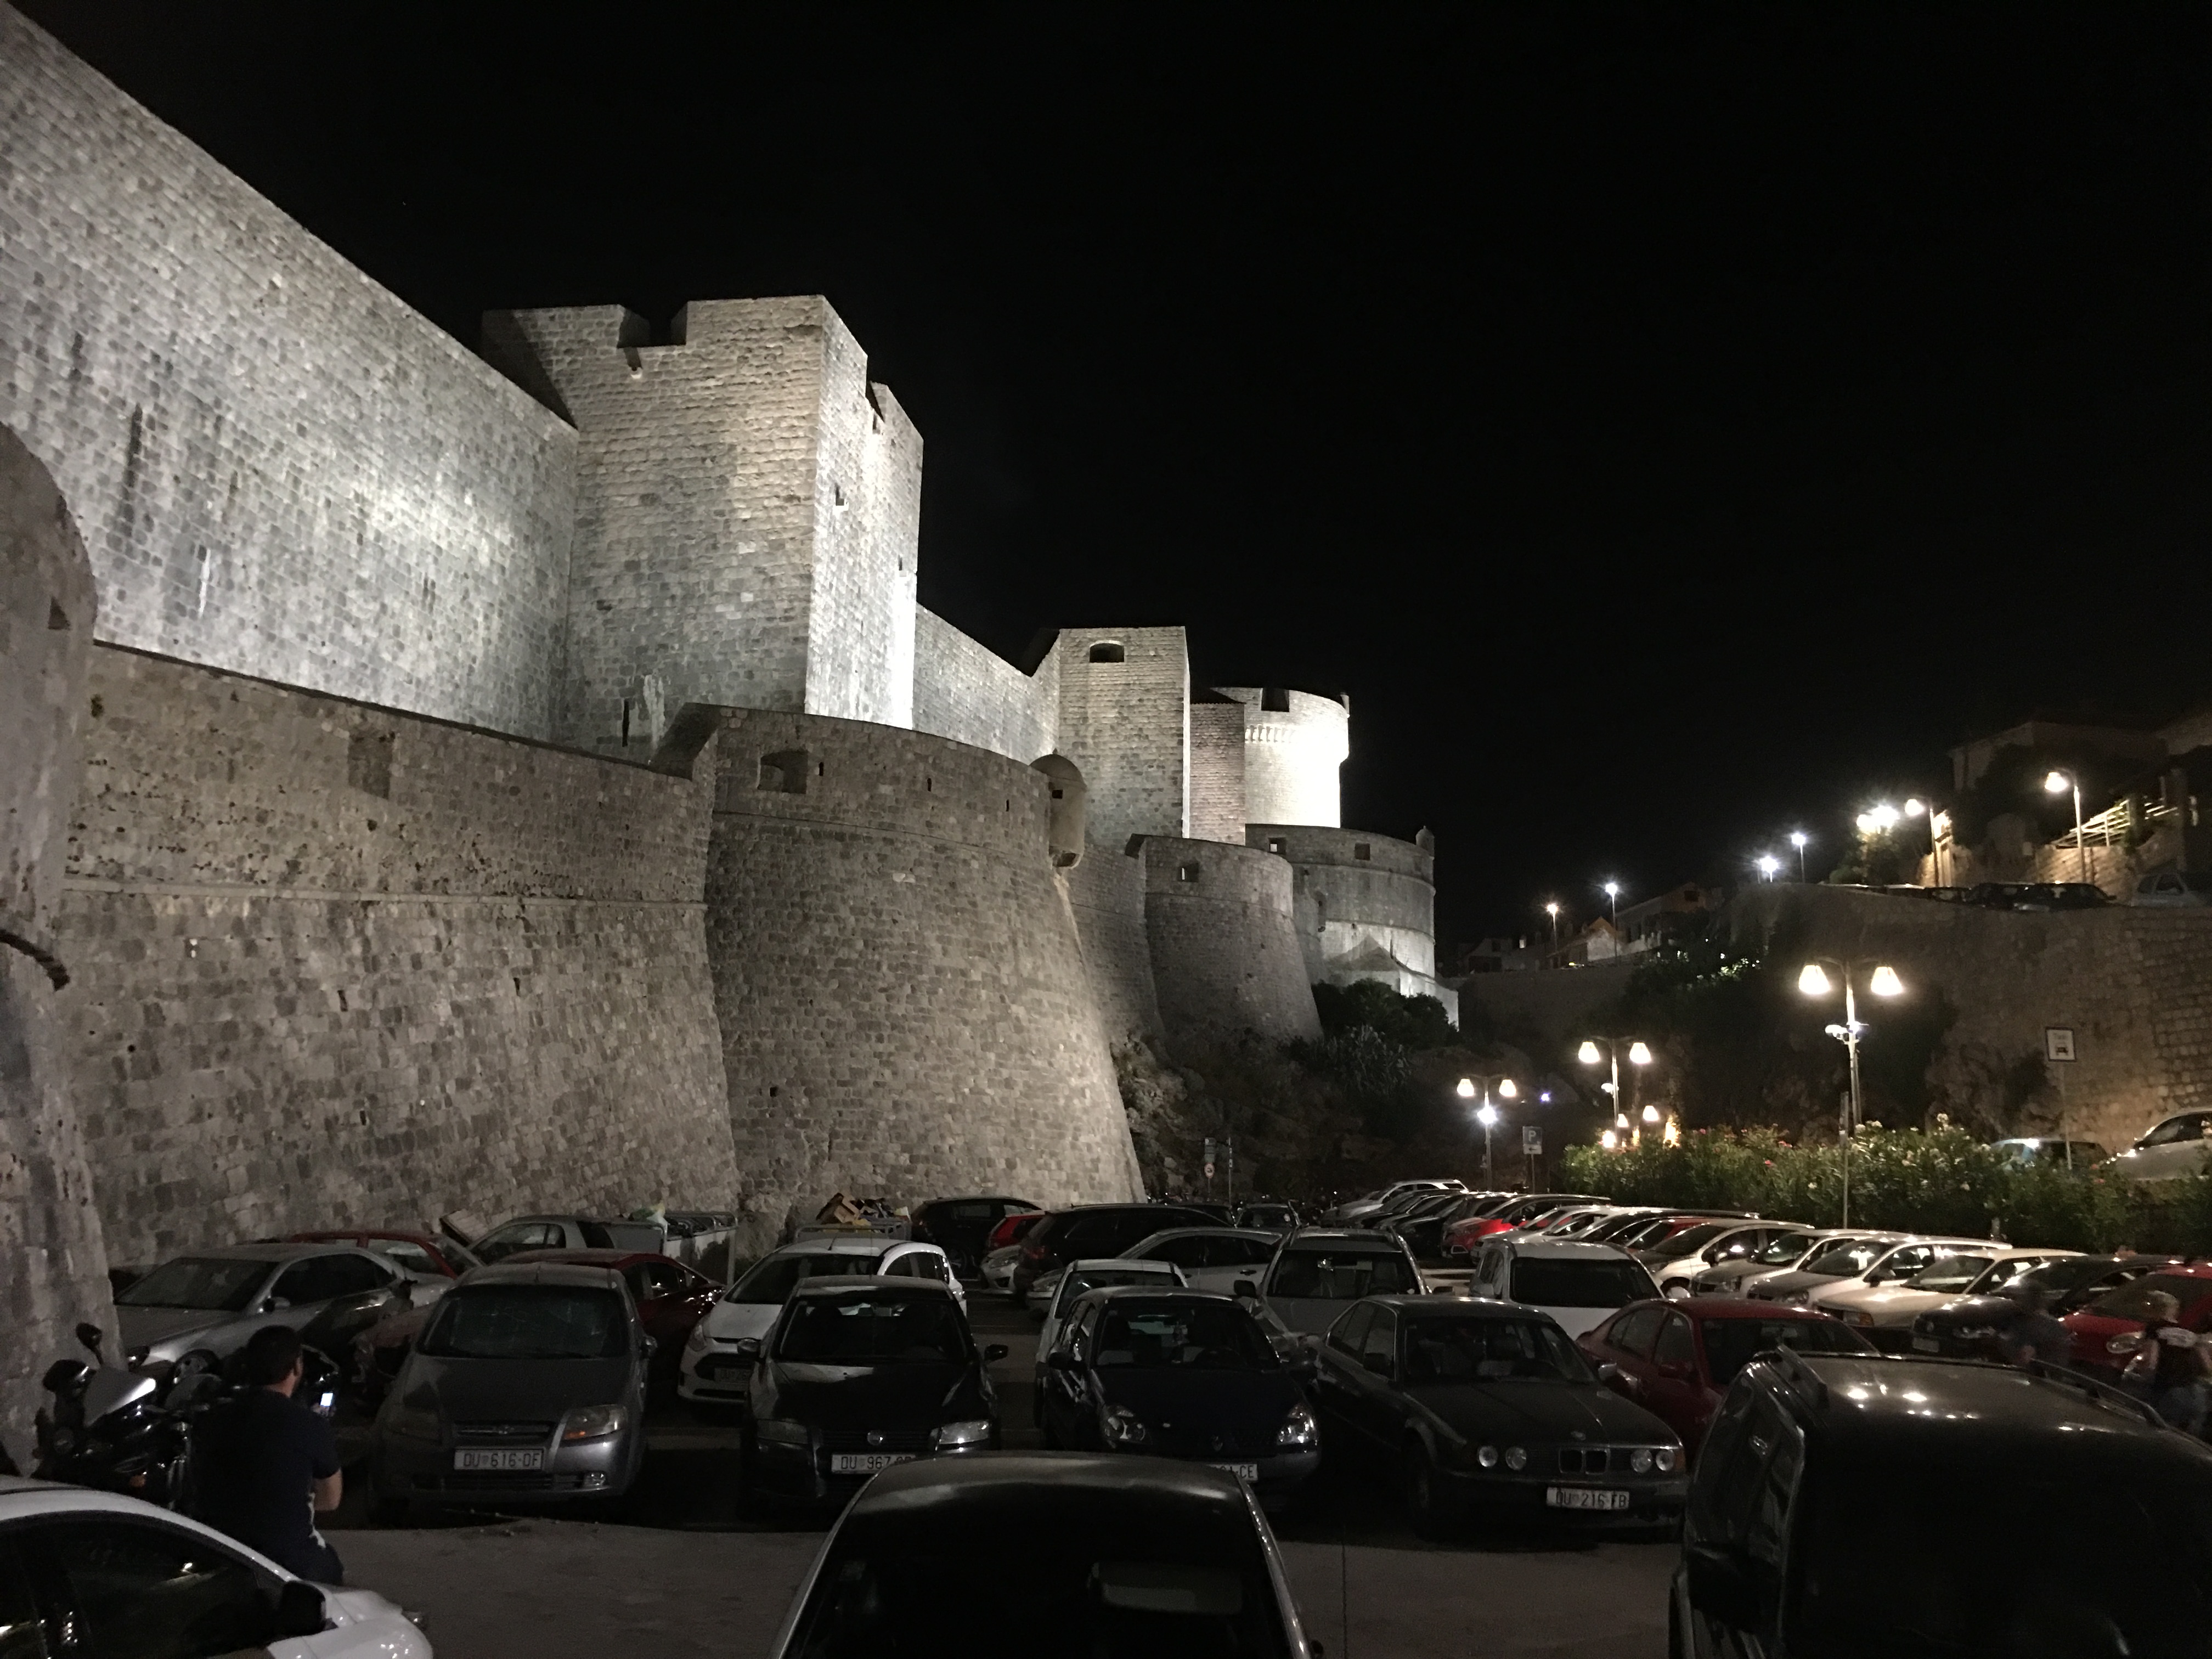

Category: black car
[909, 1195, 1039, 1278]
[737, 1277, 1008, 1505]
[1308, 1295, 1685, 1536]
[766, 1453, 1315, 1657]
[1013, 1203, 1218, 1303]
[1037, 1288, 1321, 1510]
[1392, 1194, 1491, 1261]
[1233, 1201, 1301, 1236]
[1673, 1350, 2212, 1657]
[1908, 1252, 2187, 1359]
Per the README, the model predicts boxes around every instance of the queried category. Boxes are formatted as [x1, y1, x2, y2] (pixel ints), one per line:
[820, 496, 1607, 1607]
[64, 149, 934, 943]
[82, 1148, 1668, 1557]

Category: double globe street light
[1577, 1037, 1653, 1146]
[1456, 1074, 1517, 1187]
[1797, 958, 1905, 1227]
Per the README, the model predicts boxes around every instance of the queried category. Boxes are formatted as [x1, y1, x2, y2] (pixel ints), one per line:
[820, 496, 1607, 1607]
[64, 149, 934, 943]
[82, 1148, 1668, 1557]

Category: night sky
[27, 3, 2211, 946]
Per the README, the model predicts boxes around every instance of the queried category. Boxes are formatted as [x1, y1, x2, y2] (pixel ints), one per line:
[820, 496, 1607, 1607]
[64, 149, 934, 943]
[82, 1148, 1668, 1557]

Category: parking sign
[2045, 1028, 2076, 1063]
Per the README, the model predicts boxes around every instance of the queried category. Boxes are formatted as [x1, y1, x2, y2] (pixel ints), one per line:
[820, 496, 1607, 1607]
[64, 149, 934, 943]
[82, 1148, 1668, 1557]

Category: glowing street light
[1578, 1037, 1656, 1139]
[1601, 881, 1622, 923]
[1855, 803, 1901, 836]
[1790, 830, 1809, 882]
[1600, 1129, 1619, 1151]
[1756, 854, 1781, 881]
[1627, 1041, 1653, 1066]
[1641, 1103, 1661, 1125]
[1455, 1077, 1476, 1100]
[1460, 1073, 1517, 1186]
[2045, 769, 2094, 887]
[1799, 957, 1906, 1227]
[1544, 901, 1561, 946]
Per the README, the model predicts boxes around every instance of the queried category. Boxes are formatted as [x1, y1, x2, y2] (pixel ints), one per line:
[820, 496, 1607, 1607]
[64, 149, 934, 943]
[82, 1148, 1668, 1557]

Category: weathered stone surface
[912, 608, 1058, 763]
[1142, 837, 1320, 1055]
[54, 646, 740, 1265]
[1064, 840, 1168, 1053]
[0, 425, 113, 1463]
[1054, 628, 1192, 848]
[1256, 823, 1456, 1019]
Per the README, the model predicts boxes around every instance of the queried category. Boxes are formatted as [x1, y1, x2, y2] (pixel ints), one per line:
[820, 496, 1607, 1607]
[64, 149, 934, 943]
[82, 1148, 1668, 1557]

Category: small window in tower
[1355, 843, 1372, 861]
[1262, 687, 1290, 712]
[1089, 641, 1125, 664]
[758, 749, 809, 794]
[1267, 837, 1286, 856]
[833, 483, 848, 508]
[1051, 788, 1064, 799]
[1178, 863, 1201, 883]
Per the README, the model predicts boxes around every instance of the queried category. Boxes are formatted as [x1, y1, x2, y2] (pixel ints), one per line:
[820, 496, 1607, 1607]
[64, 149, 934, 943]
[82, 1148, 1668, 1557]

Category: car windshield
[1697, 1318, 1865, 1386]
[778, 1295, 968, 1365]
[787, 1488, 1290, 1656]
[1644, 1223, 1732, 1260]
[1269, 1250, 1418, 1299]
[1508, 1258, 1652, 1308]
[1801, 1240, 1885, 1277]
[728, 1252, 881, 1304]
[1789, 1458, 2212, 1656]
[1903, 1255, 1994, 1293]
[1752, 1234, 1816, 1266]
[116, 1257, 270, 1312]
[417, 1286, 630, 1359]
[1093, 1301, 1275, 1371]
[2091, 1274, 2212, 1323]
[1403, 1317, 1592, 1384]
[1059, 1267, 1180, 1314]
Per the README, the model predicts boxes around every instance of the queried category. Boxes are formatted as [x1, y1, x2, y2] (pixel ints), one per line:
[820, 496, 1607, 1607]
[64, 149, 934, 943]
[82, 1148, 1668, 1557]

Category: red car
[1577, 1297, 1874, 1461]
[2062, 1262, 2212, 1378]
[287, 1228, 477, 1278]
[987, 1210, 1048, 1253]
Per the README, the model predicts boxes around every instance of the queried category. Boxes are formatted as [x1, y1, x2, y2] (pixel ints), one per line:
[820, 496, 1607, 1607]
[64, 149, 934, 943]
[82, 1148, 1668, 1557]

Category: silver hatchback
[114, 1242, 426, 1374]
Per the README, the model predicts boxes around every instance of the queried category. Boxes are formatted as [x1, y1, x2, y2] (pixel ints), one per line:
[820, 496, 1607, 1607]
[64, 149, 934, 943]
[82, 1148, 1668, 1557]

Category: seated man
[192, 1325, 344, 1582]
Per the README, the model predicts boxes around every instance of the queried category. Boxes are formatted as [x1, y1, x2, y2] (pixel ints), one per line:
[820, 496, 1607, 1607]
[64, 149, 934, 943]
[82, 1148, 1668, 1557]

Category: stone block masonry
[1063, 842, 1169, 1053]
[0, 5, 578, 739]
[54, 645, 741, 1266]
[1054, 627, 1191, 849]
[911, 607, 1058, 763]
[1142, 837, 1321, 1055]
[699, 708, 1143, 1244]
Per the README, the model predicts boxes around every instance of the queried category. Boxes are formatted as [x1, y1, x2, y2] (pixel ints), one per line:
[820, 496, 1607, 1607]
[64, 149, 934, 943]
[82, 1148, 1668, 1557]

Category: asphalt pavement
[328, 1286, 1677, 1657]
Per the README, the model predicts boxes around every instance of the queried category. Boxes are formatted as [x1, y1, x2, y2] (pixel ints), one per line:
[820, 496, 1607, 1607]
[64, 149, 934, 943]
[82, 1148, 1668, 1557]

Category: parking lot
[328, 1294, 1678, 1658]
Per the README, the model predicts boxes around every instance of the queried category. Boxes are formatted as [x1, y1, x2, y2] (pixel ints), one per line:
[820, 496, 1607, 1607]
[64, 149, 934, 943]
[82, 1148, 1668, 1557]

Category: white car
[1778, 1236, 1985, 1311]
[1644, 1223, 1807, 1299]
[2109, 1111, 2212, 1182]
[1465, 1238, 1660, 1339]
[1121, 1227, 1283, 1293]
[1810, 1246, 2078, 1346]
[1027, 1256, 1187, 1417]
[1259, 1229, 1426, 1336]
[1688, 1227, 1847, 1296]
[679, 1236, 957, 1404]
[0, 1476, 429, 1657]
[979, 1243, 1024, 1297]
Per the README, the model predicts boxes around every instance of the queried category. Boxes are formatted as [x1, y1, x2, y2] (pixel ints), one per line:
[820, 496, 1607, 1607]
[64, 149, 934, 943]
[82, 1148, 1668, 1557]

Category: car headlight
[1276, 1403, 1319, 1451]
[685, 1322, 715, 1355]
[755, 1417, 809, 1446]
[1838, 1308, 1872, 1326]
[1655, 1447, 1678, 1472]
[385, 1404, 441, 1441]
[1504, 1446, 1527, 1471]
[1477, 1444, 1500, 1469]
[1103, 1405, 1147, 1447]
[1955, 1325, 1995, 1341]
[2108, 1333, 2142, 1356]
[932, 1418, 992, 1449]
[560, 1404, 628, 1443]
[1629, 1448, 1654, 1474]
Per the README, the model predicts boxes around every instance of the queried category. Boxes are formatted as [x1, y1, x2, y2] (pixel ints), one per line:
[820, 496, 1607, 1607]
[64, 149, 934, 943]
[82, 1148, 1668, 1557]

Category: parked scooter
[33, 1321, 339, 1509]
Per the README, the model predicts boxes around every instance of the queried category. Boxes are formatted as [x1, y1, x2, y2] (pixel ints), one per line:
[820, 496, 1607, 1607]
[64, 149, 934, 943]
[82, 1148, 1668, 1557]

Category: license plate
[1547, 1486, 1629, 1512]
[454, 1449, 541, 1471]
[1912, 1336, 1941, 1353]
[1209, 1462, 1260, 1481]
[830, 1453, 914, 1474]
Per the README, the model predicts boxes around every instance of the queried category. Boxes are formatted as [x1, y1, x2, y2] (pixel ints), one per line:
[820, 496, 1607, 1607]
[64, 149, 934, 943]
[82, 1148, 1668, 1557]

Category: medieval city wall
[1141, 837, 1321, 1055]
[1217, 686, 1348, 830]
[1063, 842, 1170, 1053]
[1188, 696, 1249, 844]
[52, 645, 740, 1265]
[1054, 627, 1191, 849]
[910, 607, 1058, 762]
[1260, 824, 1442, 983]
[699, 708, 1143, 1245]
[0, 5, 578, 740]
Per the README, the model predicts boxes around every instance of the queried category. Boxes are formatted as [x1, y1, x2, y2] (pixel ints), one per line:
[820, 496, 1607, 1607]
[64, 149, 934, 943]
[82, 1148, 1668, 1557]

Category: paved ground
[328, 1288, 1676, 1657]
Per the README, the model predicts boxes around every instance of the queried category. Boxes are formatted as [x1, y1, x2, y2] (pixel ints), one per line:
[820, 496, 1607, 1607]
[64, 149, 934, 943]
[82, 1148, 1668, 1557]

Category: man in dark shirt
[193, 1325, 345, 1582]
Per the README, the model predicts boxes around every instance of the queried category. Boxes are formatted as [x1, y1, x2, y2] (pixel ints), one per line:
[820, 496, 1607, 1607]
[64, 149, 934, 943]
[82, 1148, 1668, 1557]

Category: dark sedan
[1037, 1288, 1321, 1510]
[1012, 1203, 1218, 1302]
[1908, 1252, 2187, 1359]
[910, 1195, 1039, 1279]
[1310, 1295, 1686, 1536]
[740, 1277, 1008, 1506]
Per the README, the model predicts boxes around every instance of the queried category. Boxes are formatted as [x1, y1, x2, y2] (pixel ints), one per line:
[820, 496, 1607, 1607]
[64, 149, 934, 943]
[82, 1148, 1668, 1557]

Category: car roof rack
[2022, 1359, 2166, 1429]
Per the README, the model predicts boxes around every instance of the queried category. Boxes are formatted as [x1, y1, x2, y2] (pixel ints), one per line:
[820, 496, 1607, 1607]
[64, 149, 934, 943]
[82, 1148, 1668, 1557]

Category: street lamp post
[1457, 1074, 1518, 1187]
[1903, 798, 1950, 886]
[1797, 958, 1906, 1227]
[1756, 855, 1780, 882]
[1544, 901, 1561, 946]
[1790, 830, 1809, 883]
[1576, 1037, 1653, 1142]
[1602, 881, 1621, 924]
[2046, 769, 2091, 888]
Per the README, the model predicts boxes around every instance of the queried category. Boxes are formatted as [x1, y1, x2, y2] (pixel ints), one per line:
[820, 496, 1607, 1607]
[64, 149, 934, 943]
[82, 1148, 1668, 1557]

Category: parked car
[1577, 1298, 1873, 1460]
[764, 1454, 1316, 1658]
[115, 1243, 425, 1377]
[369, 1260, 654, 1516]
[1036, 1288, 1321, 1510]
[1233, 1200, 1301, 1235]
[1389, 1193, 1495, 1260]
[986, 1209, 1049, 1255]
[1810, 1246, 2078, 1349]
[1909, 1252, 2188, 1359]
[1121, 1227, 1284, 1294]
[1963, 880, 2111, 911]
[908, 1195, 1039, 1279]
[1257, 1228, 1425, 1335]
[501, 1248, 718, 1393]
[679, 1235, 959, 1406]
[0, 1477, 430, 1656]
[1318, 1180, 1465, 1227]
[2063, 1263, 2212, 1378]
[286, 1228, 479, 1279]
[1642, 1224, 1809, 1299]
[2131, 868, 2212, 907]
[1786, 1237, 1990, 1321]
[2109, 1110, 2212, 1182]
[1743, 1233, 1912, 1304]
[1686, 1228, 1839, 1297]
[1030, 1257, 1189, 1415]
[470, 1214, 669, 1263]
[1442, 1193, 1608, 1257]
[737, 1277, 1006, 1506]
[1466, 1239, 1661, 1339]
[1671, 1350, 2212, 1656]
[1012, 1204, 1218, 1304]
[1989, 1136, 2110, 1170]
[1309, 1294, 1686, 1536]
[1367, 1190, 1466, 1233]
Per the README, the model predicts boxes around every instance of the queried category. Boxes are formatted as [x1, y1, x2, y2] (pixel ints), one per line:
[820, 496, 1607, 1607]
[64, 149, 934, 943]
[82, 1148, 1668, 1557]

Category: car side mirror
[1596, 1361, 1623, 1384]
[1045, 1351, 1080, 1372]
[983, 1344, 1009, 1364]
[1289, 1352, 1319, 1381]
[1657, 1359, 1694, 1381]
[74, 1321, 104, 1354]
[263, 1296, 291, 1312]
[1233, 1280, 1259, 1299]
[274, 1581, 329, 1638]
[1863, 1271, 1888, 1286]
[640, 1335, 659, 1359]
[733, 1338, 763, 1361]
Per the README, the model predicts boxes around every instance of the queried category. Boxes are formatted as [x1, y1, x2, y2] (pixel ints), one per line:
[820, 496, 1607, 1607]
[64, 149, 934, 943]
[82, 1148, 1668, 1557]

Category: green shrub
[1311, 980, 1462, 1050]
[1286, 1024, 1419, 1139]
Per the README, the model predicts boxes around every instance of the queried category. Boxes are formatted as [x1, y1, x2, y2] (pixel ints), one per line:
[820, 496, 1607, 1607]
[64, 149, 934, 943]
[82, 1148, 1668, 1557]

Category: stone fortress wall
[1252, 822, 1457, 1021]
[0, 7, 578, 741]
[1140, 838, 1324, 1055]
[1215, 687, 1351, 830]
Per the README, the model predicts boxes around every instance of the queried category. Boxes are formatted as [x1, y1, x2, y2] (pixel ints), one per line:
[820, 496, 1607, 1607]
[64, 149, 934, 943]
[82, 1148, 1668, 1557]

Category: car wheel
[1401, 1442, 1459, 1539]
